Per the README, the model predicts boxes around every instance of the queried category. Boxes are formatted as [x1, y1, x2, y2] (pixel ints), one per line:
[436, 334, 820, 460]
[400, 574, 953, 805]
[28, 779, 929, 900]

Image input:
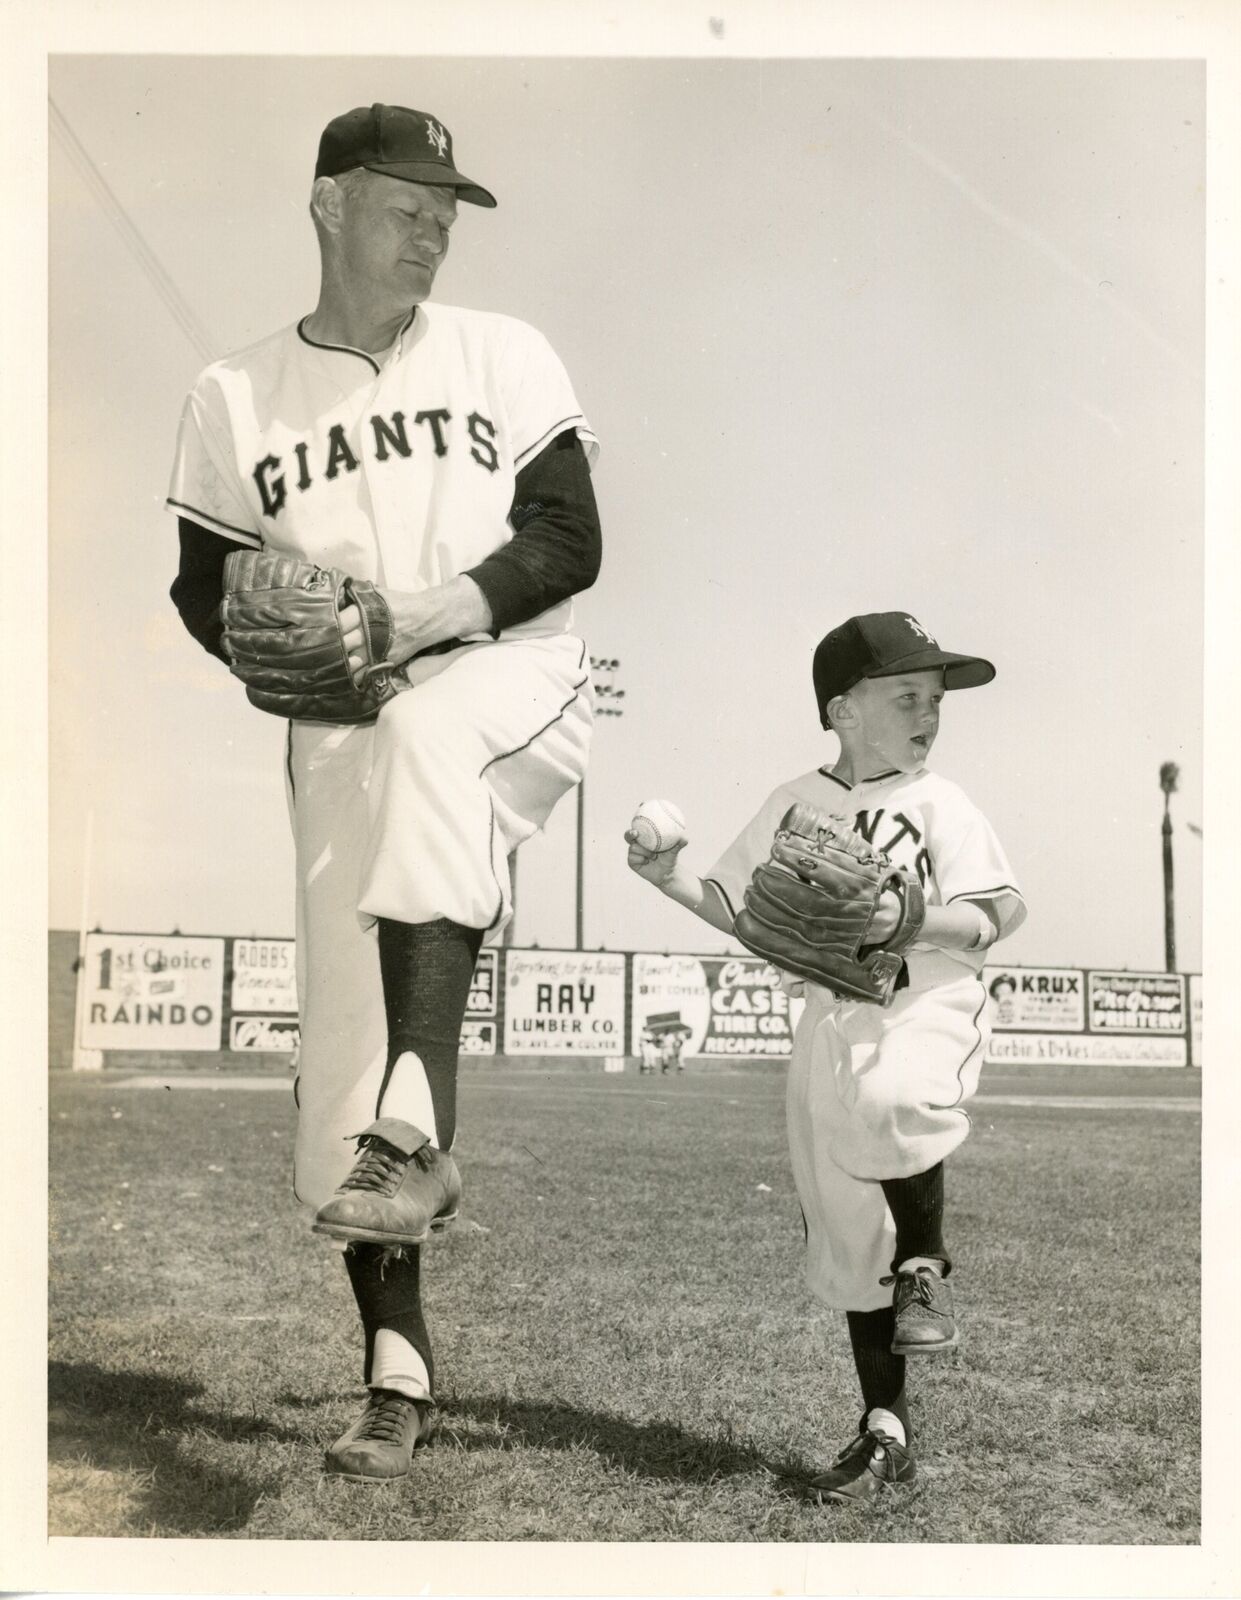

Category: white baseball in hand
[629, 799, 687, 854]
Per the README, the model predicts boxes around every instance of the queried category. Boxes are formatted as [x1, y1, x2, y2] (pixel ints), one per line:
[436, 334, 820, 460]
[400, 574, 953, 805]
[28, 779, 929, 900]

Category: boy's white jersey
[166, 301, 597, 641]
[707, 764, 1026, 974]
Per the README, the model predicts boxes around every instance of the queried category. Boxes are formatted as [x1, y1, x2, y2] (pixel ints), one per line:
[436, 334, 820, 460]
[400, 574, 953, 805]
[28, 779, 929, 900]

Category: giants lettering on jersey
[251, 406, 500, 519]
[853, 808, 933, 887]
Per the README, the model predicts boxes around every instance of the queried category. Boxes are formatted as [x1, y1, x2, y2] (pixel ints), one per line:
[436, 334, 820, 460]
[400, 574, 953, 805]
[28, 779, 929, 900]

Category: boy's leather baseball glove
[733, 801, 926, 1006]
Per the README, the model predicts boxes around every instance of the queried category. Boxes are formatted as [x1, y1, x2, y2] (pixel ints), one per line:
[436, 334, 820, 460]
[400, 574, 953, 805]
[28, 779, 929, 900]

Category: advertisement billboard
[468, 950, 498, 1017]
[461, 1020, 497, 1056]
[632, 953, 802, 1060]
[1088, 971, 1186, 1035]
[230, 938, 297, 1013]
[986, 1032, 1187, 1067]
[230, 1015, 300, 1052]
[982, 965, 1085, 1031]
[504, 950, 626, 1056]
[80, 933, 226, 1052]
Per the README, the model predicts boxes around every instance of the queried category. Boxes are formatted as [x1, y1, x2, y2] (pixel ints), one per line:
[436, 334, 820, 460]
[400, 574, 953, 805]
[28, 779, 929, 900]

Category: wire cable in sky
[857, 99, 1195, 376]
[50, 96, 218, 365]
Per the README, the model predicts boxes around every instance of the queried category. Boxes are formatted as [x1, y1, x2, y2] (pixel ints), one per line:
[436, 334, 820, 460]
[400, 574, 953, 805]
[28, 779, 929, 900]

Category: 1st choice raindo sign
[81, 933, 225, 1051]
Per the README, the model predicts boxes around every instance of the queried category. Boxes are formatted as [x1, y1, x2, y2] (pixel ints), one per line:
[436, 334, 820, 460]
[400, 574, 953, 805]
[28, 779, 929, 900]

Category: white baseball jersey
[708, 763, 1026, 1312]
[707, 764, 1026, 974]
[166, 301, 598, 638]
[166, 302, 599, 1210]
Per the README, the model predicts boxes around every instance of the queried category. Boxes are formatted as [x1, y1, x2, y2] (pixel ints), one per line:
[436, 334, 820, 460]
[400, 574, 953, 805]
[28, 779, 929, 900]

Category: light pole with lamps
[577, 658, 624, 948]
[1159, 761, 1179, 973]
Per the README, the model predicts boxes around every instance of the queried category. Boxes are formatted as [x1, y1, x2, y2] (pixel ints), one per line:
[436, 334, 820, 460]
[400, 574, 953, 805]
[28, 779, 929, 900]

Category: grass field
[48, 1059, 1201, 1543]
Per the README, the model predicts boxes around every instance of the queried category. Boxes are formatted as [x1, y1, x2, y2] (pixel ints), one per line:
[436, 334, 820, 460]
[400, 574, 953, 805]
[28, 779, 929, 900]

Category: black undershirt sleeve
[465, 428, 602, 633]
[170, 519, 248, 662]
[169, 427, 600, 658]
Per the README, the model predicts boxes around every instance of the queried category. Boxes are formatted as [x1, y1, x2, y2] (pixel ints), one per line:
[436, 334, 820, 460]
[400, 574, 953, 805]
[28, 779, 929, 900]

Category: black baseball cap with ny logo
[315, 103, 497, 208]
[812, 611, 995, 728]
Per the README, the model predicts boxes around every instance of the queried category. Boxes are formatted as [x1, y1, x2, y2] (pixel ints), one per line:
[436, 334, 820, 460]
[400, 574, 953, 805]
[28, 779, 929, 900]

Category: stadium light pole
[71, 808, 102, 1072]
[502, 849, 518, 947]
[1159, 762, 1179, 973]
[577, 658, 624, 948]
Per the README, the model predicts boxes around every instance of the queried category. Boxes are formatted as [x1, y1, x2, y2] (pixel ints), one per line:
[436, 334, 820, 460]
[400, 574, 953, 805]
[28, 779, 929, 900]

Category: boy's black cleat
[884, 1266, 958, 1354]
[805, 1428, 916, 1504]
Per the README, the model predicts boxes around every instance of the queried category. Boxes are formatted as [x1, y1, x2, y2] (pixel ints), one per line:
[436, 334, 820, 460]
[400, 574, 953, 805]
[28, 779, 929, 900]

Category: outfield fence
[48, 930, 1202, 1072]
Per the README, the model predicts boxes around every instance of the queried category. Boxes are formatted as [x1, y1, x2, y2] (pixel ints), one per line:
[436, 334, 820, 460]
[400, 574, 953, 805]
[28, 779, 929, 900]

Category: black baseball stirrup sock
[846, 1306, 910, 1441]
[880, 1161, 949, 1274]
[376, 916, 484, 1149]
[344, 1243, 435, 1396]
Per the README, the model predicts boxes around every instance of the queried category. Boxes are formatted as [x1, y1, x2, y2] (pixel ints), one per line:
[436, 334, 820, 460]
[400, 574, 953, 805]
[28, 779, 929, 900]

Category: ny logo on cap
[424, 118, 449, 157]
[904, 616, 937, 645]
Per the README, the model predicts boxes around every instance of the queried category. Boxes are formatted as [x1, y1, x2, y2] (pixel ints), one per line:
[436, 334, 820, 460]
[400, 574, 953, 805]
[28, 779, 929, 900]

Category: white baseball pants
[285, 634, 593, 1209]
[786, 951, 989, 1312]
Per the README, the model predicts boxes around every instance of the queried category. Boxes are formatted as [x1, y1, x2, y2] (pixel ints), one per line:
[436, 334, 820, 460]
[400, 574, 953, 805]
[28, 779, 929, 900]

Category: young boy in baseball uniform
[168, 104, 601, 1482]
[627, 612, 1025, 1503]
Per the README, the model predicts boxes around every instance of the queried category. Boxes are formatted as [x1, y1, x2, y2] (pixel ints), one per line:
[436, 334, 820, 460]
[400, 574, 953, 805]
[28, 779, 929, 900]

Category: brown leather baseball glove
[733, 801, 926, 1006]
[219, 550, 403, 724]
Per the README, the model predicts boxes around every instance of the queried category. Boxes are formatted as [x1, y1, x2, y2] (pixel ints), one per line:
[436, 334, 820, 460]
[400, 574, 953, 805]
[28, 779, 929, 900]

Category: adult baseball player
[168, 103, 601, 1481]
[627, 612, 1026, 1503]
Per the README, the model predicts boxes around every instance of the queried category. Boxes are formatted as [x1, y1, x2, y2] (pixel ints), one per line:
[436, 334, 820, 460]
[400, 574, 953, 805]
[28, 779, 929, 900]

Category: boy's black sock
[375, 916, 484, 1149]
[880, 1161, 950, 1274]
[846, 1306, 911, 1440]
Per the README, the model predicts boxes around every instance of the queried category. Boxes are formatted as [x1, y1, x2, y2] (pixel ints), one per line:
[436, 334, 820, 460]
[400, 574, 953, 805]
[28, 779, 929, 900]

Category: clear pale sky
[48, 51, 1205, 970]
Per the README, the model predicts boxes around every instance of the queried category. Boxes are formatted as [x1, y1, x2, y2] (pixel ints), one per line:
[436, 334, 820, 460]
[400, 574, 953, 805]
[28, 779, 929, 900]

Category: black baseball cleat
[883, 1266, 958, 1354]
[804, 1428, 917, 1505]
[324, 1389, 437, 1481]
[312, 1118, 461, 1246]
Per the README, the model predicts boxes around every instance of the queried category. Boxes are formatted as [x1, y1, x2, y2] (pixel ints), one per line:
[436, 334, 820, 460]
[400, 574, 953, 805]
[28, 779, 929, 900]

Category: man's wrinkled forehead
[363, 171, 457, 208]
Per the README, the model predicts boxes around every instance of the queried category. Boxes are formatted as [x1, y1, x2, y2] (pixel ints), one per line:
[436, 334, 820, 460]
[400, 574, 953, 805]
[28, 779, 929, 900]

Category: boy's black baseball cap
[315, 104, 497, 207]
[813, 612, 995, 728]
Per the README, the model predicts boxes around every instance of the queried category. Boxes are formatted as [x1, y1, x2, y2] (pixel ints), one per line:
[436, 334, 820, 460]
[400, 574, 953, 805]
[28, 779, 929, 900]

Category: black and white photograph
[6, 2, 1238, 1595]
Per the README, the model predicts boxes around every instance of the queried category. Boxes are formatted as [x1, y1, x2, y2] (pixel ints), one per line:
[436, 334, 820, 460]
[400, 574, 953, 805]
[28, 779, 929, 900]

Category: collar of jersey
[296, 305, 420, 374]
[818, 765, 909, 790]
